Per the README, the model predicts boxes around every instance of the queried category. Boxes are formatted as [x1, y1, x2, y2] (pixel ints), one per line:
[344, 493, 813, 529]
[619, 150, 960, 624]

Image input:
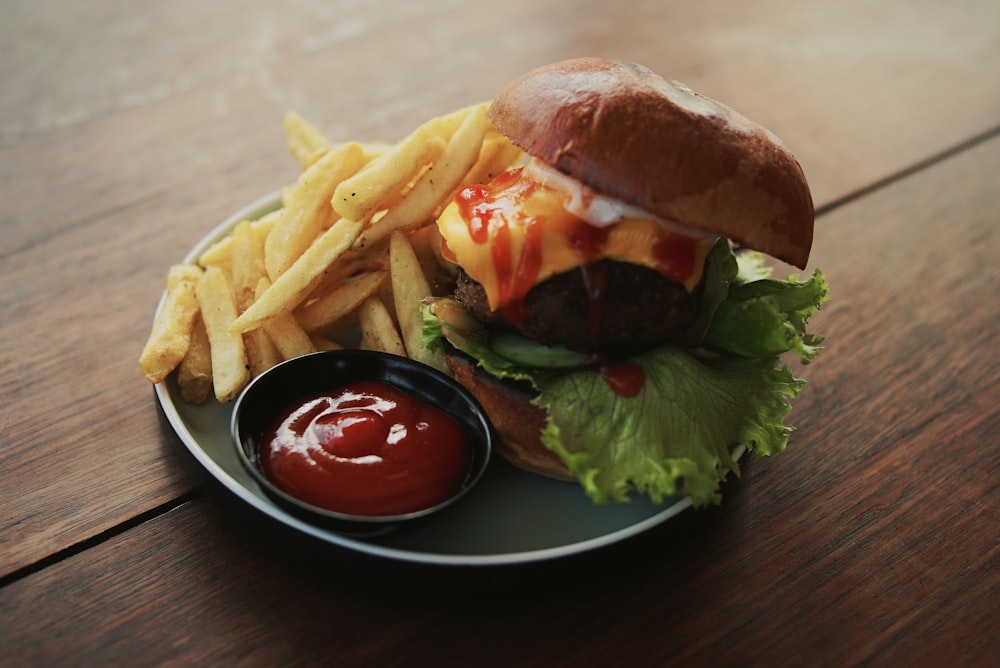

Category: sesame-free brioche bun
[444, 349, 573, 481]
[487, 57, 815, 268]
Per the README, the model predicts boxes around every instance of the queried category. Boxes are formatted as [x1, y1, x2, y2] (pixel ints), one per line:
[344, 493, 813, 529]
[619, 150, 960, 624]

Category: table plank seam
[814, 123, 1000, 219]
[0, 491, 200, 589]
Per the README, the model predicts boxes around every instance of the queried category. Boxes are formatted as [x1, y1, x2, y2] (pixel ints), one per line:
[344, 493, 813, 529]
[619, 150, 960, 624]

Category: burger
[422, 57, 828, 506]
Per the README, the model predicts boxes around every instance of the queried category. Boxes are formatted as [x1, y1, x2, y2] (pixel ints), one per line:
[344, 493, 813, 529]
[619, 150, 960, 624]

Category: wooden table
[3, 1, 998, 664]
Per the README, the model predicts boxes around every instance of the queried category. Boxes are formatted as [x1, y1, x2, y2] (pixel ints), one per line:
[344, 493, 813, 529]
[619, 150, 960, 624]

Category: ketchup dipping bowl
[231, 350, 493, 532]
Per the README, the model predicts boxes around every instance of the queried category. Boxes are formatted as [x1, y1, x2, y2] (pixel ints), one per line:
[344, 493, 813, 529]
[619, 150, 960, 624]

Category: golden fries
[283, 111, 331, 167]
[282, 112, 391, 168]
[198, 210, 279, 268]
[295, 269, 387, 333]
[389, 232, 447, 372]
[332, 103, 486, 223]
[143, 101, 521, 403]
[230, 218, 363, 334]
[230, 220, 268, 310]
[353, 104, 490, 251]
[196, 266, 250, 402]
[253, 277, 316, 361]
[358, 296, 406, 356]
[265, 142, 366, 280]
[461, 133, 524, 193]
[244, 326, 283, 379]
[229, 220, 283, 377]
[310, 333, 344, 352]
[176, 314, 213, 404]
[139, 264, 204, 384]
[334, 136, 447, 224]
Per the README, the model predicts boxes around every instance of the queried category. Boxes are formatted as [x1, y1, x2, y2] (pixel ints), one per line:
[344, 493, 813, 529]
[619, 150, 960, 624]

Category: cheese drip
[437, 160, 717, 311]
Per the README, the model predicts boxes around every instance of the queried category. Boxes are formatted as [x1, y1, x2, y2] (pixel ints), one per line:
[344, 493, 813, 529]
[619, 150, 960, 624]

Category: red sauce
[600, 362, 646, 397]
[453, 167, 698, 337]
[261, 381, 471, 517]
[566, 216, 610, 259]
[652, 232, 697, 283]
[456, 167, 549, 323]
[455, 168, 529, 247]
[565, 217, 612, 339]
[462, 185, 492, 245]
[499, 217, 544, 323]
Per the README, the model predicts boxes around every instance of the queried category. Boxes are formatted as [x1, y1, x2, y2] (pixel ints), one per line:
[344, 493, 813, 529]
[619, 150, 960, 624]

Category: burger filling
[453, 261, 707, 354]
[436, 158, 720, 354]
[425, 162, 827, 507]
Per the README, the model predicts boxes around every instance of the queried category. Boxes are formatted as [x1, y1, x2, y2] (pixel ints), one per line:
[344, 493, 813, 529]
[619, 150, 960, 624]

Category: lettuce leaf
[422, 243, 827, 507]
[704, 251, 828, 363]
[535, 350, 804, 505]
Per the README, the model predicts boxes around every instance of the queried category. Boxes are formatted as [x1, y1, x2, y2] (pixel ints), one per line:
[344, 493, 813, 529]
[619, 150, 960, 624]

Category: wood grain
[1, 0, 998, 662]
[3, 103, 997, 668]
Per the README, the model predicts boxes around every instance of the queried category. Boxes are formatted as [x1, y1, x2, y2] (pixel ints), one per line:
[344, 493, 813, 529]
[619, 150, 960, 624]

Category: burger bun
[488, 57, 815, 268]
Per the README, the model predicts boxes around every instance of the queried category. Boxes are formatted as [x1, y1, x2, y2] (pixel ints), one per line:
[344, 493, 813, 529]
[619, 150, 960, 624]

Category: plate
[155, 192, 744, 566]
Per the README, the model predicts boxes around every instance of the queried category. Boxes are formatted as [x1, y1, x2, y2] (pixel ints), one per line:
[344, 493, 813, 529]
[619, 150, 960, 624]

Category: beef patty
[454, 260, 705, 354]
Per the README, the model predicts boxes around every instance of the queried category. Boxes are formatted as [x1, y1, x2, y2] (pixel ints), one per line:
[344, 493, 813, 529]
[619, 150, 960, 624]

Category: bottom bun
[444, 350, 575, 481]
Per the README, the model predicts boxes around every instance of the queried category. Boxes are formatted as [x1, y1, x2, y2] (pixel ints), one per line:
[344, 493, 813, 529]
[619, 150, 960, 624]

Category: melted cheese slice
[437, 161, 717, 311]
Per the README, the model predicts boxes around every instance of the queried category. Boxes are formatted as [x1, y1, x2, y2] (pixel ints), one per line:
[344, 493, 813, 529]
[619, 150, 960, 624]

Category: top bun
[488, 57, 814, 268]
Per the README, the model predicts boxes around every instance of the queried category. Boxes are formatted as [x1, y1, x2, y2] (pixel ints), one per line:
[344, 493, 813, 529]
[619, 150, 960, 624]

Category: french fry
[433, 102, 491, 137]
[332, 136, 446, 223]
[300, 245, 388, 310]
[408, 223, 456, 291]
[198, 210, 280, 268]
[458, 134, 524, 194]
[230, 218, 364, 334]
[177, 314, 213, 405]
[283, 111, 331, 167]
[283, 111, 391, 168]
[353, 104, 490, 250]
[331, 104, 486, 222]
[261, 314, 316, 360]
[228, 219, 284, 376]
[196, 266, 250, 402]
[245, 326, 283, 378]
[358, 142, 393, 162]
[310, 333, 344, 351]
[139, 264, 204, 384]
[411, 221, 459, 279]
[358, 296, 406, 356]
[146, 102, 516, 403]
[230, 220, 268, 310]
[319, 243, 390, 286]
[389, 232, 446, 371]
[252, 277, 316, 361]
[295, 270, 388, 333]
[264, 141, 366, 280]
[375, 263, 397, 323]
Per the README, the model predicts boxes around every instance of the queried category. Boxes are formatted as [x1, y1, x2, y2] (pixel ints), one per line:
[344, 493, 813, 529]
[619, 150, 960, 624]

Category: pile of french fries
[140, 103, 523, 404]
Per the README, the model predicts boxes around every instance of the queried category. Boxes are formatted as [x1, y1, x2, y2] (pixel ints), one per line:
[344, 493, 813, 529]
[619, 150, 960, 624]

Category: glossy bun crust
[445, 350, 574, 481]
[488, 57, 815, 268]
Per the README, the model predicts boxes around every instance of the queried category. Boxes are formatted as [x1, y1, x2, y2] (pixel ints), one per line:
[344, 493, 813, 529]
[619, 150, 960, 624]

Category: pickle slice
[489, 331, 590, 369]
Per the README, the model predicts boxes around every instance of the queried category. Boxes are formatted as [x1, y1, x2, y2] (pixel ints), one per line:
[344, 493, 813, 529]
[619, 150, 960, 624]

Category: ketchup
[600, 362, 646, 397]
[452, 166, 699, 336]
[652, 233, 697, 283]
[564, 216, 609, 339]
[456, 167, 546, 323]
[499, 218, 544, 323]
[261, 381, 471, 516]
